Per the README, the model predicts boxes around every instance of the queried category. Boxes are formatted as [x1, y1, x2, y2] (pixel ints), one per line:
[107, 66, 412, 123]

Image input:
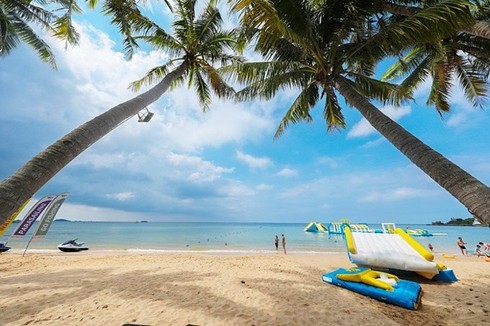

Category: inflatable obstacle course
[304, 222, 327, 232]
[327, 220, 373, 234]
[343, 225, 457, 281]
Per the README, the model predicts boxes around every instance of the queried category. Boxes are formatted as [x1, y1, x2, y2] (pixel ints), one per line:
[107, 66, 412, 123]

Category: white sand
[0, 252, 488, 325]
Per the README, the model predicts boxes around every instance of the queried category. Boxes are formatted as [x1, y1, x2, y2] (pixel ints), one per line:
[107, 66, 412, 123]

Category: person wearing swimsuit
[457, 237, 467, 255]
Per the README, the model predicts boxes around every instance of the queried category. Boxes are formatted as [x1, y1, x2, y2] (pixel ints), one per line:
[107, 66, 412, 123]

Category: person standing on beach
[475, 243, 482, 257]
[274, 235, 279, 250]
[281, 234, 286, 254]
[428, 243, 434, 252]
[457, 237, 467, 255]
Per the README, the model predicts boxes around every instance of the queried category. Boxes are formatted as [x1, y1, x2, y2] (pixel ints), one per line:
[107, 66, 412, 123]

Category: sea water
[1, 221, 488, 255]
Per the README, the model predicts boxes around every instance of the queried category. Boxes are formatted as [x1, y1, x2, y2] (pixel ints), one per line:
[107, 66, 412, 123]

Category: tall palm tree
[227, 0, 490, 225]
[0, 0, 240, 225]
[0, 0, 82, 67]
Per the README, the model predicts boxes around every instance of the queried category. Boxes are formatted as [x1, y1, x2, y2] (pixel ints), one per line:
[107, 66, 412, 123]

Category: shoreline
[4, 248, 347, 255]
[1, 252, 489, 325]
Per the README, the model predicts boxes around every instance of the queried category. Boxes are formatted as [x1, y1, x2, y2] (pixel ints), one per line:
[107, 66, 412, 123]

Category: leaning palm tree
[0, 0, 82, 67]
[0, 0, 240, 225]
[227, 0, 490, 225]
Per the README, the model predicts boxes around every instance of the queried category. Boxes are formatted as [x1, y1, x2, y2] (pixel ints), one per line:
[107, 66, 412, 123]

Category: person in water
[274, 235, 279, 250]
[457, 237, 467, 255]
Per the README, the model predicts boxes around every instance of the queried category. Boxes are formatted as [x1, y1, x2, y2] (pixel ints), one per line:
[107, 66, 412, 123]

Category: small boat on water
[58, 239, 89, 252]
[0, 243, 10, 253]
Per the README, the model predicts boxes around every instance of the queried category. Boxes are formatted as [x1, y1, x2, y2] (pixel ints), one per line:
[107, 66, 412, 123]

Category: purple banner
[11, 195, 56, 238]
[33, 193, 69, 238]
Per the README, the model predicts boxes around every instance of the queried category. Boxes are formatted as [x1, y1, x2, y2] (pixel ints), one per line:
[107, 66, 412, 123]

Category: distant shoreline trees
[431, 218, 478, 226]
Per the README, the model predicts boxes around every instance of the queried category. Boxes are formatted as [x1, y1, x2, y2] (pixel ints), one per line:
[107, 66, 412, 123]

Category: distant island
[431, 217, 476, 226]
[54, 219, 72, 222]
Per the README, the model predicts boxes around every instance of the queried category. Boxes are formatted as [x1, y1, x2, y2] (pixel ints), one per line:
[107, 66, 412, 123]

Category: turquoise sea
[1, 221, 488, 255]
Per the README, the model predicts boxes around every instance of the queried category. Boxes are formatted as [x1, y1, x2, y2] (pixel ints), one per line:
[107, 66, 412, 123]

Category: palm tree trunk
[334, 76, 490, 226]
[0, 62, 188, 225]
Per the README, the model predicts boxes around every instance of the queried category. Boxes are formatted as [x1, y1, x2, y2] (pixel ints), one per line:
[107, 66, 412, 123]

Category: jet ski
[58, 239, 89, 252]
[0, 243, 10, 253]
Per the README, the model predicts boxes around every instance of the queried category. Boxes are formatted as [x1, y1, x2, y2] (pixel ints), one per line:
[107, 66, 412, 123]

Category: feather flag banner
[10, 195, 56, 238]
[33, 193, 69, 239]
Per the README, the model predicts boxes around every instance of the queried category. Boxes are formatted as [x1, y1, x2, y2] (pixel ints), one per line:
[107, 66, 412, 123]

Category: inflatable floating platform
[322, 267, 422, 310]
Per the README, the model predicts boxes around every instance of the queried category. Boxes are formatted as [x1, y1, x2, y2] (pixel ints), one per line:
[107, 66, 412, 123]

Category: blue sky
[1, 2, 489, 224]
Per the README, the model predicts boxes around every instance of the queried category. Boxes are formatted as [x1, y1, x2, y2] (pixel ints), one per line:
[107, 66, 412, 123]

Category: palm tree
[0, 0, 240, 225]
[227, 0, 490, 225]
[1, 0, 82, 67]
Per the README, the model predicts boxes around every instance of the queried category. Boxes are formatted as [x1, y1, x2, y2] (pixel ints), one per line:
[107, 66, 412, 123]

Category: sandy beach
[0, 252, 488, 326]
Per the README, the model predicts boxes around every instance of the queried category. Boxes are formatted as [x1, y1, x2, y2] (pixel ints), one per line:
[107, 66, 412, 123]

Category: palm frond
[6, 1, 56, 30]
[195, 2, 222, 45]
[324, 86, 346, 131]
[10, 14, 56, 68]
[135, 33, 183, 57]
[398, 56, 432, 99]
[129, 62, 173, 91]
[231, 0, 317, 59]
[356, 0, 475, 57]
[274, 82, 319, 139]
[382, 47, 426, 81]
[193, 69, 212, 110]
[201, 63, 236, 100]
[52, 0, 82, 46]
[455, 57, 488, 108]
[228, 60, 310, 84]
[427, 59, 453, 114]
[234, 64, 314, 102]
[103, 0, 168, 59]
[348, 72, 406, 105]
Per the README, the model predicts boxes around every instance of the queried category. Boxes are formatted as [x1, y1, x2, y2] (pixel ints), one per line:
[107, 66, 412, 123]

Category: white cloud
[347, 105, 411, 138]
[46, 22, 275, 155]
[57, 202, 143, 222]
[256, 183, 273, 190]
[220, 183, 255, 197]
[360, 137, 385, 149]
[106, 192, 135, 201]
[154, 92, 273, 152]
[51, 23, 168, 120]
[277, 168, 298, 177]
[446, 113, 467, 127]
[166, 152, 234, 182]
[316, 156, 339, 168]
[235, 150, 273, 169]
[73, 152, 135, 169]
[412, 75, 484, 131]
[360, 187, 438, 203]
